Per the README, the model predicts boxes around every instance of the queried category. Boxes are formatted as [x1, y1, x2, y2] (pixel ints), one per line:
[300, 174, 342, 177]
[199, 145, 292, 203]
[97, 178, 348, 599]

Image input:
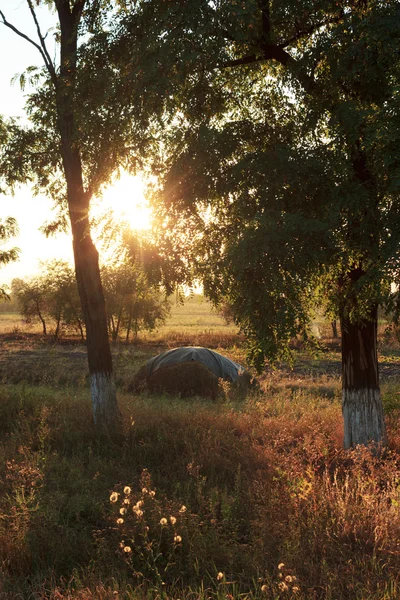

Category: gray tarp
[145, 346, 245, 382]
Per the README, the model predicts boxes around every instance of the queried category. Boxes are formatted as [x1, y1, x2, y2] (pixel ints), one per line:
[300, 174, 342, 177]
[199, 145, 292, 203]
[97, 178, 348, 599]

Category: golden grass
[0, 297, 399, 598]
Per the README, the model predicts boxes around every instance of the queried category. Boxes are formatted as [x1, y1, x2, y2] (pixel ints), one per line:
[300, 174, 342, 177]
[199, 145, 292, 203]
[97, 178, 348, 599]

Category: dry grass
[0, 299, 399, 598]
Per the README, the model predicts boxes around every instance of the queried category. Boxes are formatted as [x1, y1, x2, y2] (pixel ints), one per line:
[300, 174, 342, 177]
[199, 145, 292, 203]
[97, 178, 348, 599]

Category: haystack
[130, 346, 255, 400]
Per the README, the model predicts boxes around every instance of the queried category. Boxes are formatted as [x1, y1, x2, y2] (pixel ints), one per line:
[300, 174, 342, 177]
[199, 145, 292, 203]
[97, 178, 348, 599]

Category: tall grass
[0, 380, 399, 599]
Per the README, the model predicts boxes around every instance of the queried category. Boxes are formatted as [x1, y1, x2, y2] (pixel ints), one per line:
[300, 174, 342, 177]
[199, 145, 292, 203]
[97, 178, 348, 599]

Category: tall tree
[0, 0, 144, 426]
[113, 0, 400, 448]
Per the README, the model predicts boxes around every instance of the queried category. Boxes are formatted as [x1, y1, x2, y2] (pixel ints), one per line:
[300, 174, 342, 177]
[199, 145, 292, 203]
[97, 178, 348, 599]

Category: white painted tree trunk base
[342, 388, 386, 450]
[90, 372, 120, 427]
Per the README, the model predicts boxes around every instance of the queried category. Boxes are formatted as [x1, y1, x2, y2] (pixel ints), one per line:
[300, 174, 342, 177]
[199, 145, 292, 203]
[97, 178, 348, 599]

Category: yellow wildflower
[110, 492, 119, 503]
[170, 516, 177, 525]
[179, 505, 187, 513]
[123, 486, 131, 495]
[285, 576, 293, 583]
[149, 490, 156, 497]
[160, 518, 168, 526]
[217, 572, 224, 581]
[123, 546, 132, 553]
[261, 585, 268, 593]
[174, 534, 182, 543]
[142, 487, 148, 494]
[119, 507, 127, 515]
[278, 582, 288, 592]
[116, 518, 124, 525]
[278, 563, 285, 570]
[293, 587, 299, 593]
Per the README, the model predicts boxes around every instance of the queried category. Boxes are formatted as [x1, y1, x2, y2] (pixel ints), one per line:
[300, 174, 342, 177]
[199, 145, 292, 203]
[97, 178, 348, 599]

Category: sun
[95, 172, 152, 231]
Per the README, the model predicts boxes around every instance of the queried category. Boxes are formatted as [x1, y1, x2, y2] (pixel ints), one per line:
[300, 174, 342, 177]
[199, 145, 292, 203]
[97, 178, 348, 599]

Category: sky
[0, 1, 72, 285]
[0, 1, 150, 286]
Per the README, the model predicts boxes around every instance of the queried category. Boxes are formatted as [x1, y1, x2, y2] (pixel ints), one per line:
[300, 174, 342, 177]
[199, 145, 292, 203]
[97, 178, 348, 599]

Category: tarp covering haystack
[131, 346, 253, 399]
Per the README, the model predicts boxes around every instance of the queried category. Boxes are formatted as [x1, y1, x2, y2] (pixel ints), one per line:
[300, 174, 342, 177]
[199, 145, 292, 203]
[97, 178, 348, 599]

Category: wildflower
[217, 572, 224, 581]
[123, 498, 130, 505]
[160, 517, 168, 526]
[278, 563, 285, 570]
[174, 534, 182, 543]
[292, 576, 297, 582]
[116, 518, 124, 525]
[278, 582, 288, 592]
[123, 486, 131, 495]
[149, 490, 156, 497]
[179, 505, 187, 513]
[134, 508, 143, 518]
[142, 487, 148, 494]
[170, 516, 177, 525]
[123, 546, 132, 553]
[261, 585, 268, 593]
[119, 507, 127, 515]
[110, 492, 119, 503]
[285, 576, 293, 583]
[134, 500, 144, 509]
[293, 587, 299, 593]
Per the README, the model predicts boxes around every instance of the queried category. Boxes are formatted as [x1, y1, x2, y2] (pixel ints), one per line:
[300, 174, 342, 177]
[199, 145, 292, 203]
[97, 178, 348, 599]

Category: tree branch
[259, 0, 272, 47]
[220, 44, 315, 94]
[72, 0, 87, 21]
[26, 0, 57, 85]
[0, 9, 55, 80]
[278, 12, 344, 49]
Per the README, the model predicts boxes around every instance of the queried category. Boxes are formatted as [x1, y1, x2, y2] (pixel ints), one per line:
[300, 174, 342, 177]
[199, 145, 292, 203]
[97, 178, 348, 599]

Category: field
[0, 296, 399, 599]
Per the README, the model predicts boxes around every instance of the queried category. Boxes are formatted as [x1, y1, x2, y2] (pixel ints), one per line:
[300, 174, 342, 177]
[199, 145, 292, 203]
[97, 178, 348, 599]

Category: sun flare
[94, 173, 152, 231]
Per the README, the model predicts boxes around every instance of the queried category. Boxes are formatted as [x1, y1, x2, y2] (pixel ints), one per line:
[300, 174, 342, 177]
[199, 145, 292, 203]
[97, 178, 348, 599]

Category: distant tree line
[12, 259, 169, 341]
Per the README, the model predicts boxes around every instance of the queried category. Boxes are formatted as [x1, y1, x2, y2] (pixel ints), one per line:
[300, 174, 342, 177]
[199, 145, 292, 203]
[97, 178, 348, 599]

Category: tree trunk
[125, 314, 132, 342]
[36, 302, 47, 336]
[341, 303, 386, 449]
[331, 320, 338, 338]
[70, 203, 120, 426]
[110, 314, 117, 342]
[54, 0, 120, 428]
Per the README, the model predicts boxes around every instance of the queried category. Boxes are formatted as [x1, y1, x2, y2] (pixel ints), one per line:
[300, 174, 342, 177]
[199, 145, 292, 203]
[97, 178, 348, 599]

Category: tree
[13, 261, 84, 338]
[12, 276, 49, 334]
[113, 0, 400, 448]
[0, 0, 148, 426]
[41, 260, 85, 339]
[101, 259, 170, 342]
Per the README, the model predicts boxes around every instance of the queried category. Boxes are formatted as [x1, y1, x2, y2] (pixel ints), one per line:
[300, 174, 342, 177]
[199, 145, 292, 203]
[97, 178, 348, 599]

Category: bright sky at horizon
[0, 1, 151, 287]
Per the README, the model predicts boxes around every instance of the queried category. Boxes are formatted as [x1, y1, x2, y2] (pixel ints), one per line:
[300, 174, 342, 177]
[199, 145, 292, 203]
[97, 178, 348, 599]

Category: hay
[129, 358, 257, 400]
[147, 361, 220, 400]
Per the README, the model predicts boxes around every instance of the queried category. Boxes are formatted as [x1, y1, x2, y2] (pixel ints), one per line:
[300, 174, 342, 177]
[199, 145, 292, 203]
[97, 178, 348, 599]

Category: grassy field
[0, 298, 399, 599]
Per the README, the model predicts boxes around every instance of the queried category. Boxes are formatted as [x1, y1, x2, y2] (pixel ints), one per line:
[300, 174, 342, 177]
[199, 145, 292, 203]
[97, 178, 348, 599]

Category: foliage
[101, 256, 170, 342]
[109, 0, 400, 369]
[11, 253, 169, 341]
[12, 275, 50, 335]
[12, 260, 84, 338]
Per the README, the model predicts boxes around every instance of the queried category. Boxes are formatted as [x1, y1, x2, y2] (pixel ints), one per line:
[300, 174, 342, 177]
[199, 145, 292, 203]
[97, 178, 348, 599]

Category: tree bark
[54, 0, 120, 427]
[36, 301, 47, 335]
[68, 200, 120, 426]
[341, 302, 386, 449]
[331, 320, 338, 338]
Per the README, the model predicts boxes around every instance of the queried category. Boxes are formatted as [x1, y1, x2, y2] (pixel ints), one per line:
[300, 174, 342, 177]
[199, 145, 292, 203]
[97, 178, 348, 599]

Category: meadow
[0, 296, 399, 599]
